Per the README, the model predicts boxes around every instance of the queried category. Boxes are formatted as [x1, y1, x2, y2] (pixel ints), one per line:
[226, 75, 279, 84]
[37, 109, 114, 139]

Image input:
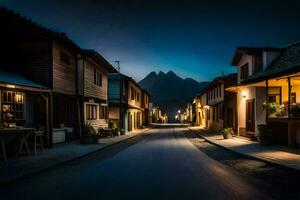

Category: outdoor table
[0, 128, 34, 158]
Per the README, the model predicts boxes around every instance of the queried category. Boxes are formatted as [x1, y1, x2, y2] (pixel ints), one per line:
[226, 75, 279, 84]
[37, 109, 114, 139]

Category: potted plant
[256, 124, 273, 145]
[81, 122, 99, 144]
[263, 102, 278, 118]
[222, 127, 233, 139]
[109, 121, 120, 137]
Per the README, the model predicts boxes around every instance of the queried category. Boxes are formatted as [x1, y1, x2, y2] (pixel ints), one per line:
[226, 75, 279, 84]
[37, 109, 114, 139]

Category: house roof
[0, 6, 81, 51]
[207, 73, 237, 89]
[0, 71, 48, 89]
[82, 49, 118, 73]
[231, 46, 283, 66]
[241, 42, 300, 84]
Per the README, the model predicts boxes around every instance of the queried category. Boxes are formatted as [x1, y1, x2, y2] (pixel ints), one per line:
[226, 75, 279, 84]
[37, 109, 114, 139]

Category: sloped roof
[0, 6, 80, 51]
[0, 71, 48, 89]
[241, 42, 300, 84]
[82, 49, 118, 73]
[231, 46, 283, 66]
[207, 73, 237, 89]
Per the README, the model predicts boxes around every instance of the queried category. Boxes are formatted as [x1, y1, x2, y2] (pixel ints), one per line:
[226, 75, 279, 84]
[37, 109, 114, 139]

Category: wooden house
[0, 7, 82, 146]
[78, 50, 118, 131]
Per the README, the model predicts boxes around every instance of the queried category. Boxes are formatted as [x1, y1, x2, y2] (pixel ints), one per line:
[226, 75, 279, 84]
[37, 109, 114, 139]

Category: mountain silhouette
[139, 71, 210, 120]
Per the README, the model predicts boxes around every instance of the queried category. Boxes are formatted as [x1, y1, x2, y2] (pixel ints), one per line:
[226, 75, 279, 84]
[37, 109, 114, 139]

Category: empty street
[1, 125, 269, 200]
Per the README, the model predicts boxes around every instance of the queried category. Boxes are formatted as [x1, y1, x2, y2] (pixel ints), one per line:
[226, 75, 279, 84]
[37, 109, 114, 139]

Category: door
[246, 99, 255, 132]
[128, 112, 132, 132]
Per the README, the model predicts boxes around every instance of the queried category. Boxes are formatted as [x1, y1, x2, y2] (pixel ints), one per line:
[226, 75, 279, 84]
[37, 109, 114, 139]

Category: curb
[0, 127, 151, 186]
[186, 126, 300, 172]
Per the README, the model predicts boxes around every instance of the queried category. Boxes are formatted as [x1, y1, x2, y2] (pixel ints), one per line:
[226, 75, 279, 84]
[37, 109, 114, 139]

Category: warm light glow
[6, 84, 15, 89]
[242, 90, 247, 98]
[14, 93, 23, 103]
[204, 105, 210, 109]
[178, 110, 181, 113]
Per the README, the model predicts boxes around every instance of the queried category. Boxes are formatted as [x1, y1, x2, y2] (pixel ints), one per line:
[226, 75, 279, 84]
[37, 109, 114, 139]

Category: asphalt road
[1, 125, 270, 200]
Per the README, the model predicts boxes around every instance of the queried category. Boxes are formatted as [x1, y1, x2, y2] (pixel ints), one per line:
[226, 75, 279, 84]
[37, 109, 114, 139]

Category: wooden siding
[77, 55, 84, 96]
[52, 41, 77, 94]
[5, 40, 51, 87]
[109, 106, 120, 120]
[84, 59, 108, 100]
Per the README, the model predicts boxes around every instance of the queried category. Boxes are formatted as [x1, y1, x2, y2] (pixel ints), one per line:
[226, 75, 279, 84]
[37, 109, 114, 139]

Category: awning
[0, 71, 50, 91]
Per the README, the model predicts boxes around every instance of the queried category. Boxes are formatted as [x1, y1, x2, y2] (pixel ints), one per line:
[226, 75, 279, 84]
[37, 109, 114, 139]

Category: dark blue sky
[1, 0, 300, 82]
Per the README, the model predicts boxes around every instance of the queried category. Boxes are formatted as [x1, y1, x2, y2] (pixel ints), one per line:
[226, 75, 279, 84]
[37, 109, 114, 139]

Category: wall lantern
[242, 90, 247, 98]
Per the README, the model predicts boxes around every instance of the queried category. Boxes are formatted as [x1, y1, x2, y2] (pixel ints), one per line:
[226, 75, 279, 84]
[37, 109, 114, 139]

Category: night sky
[1, 0, 300, 82]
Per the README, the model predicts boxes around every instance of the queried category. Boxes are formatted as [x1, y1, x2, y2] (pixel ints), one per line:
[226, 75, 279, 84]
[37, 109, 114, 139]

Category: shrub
[81, 122, 99, 143]
[222, 127, 233, 139]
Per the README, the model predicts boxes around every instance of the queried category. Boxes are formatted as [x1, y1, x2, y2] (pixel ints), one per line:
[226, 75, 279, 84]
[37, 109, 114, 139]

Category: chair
[32, 127, 44, 154]
[0, 137, 7, 161]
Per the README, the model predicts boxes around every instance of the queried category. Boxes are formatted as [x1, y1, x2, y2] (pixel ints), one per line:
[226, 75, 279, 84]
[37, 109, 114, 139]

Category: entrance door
[128, 112, 132, 132]
[246, 99, 255, 132]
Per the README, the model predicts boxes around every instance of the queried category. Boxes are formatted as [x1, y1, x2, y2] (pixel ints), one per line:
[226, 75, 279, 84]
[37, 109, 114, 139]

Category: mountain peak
[166, 70, 176, 76]
[149, 71, 157, 76]
[158, 71, 165, 76]
[139, 70, 210, 120]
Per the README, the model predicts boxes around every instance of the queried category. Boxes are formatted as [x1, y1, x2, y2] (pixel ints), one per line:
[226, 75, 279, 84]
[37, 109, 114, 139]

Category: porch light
[178, 110, 181, 113]
[242, 90, 247, 98]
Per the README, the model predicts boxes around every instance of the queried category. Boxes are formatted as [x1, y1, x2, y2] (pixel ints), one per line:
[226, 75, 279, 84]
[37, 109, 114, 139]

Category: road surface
[1, 125, 270, 200]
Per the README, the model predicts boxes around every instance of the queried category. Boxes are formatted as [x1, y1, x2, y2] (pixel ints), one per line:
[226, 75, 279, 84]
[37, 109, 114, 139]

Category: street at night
[1, 125, 271, 200]
[2, 1, 300, 199]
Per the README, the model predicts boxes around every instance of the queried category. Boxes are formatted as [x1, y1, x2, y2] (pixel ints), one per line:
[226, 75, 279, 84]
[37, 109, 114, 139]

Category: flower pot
[223, 133, 232, 139]
[268, 113, 276, 118]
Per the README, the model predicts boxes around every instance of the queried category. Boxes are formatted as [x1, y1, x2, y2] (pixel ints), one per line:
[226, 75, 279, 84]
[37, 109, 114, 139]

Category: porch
[0, 72, 51, 160]
[228, 72, 300, 146]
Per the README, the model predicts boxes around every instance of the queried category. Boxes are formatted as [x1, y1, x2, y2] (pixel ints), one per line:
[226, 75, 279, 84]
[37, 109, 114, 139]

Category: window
[2, 91, 24, 121]
[268, 87, 281, 104]
[86, 104, 97, 120]
[131, 87, 135, 100]
[60, 51, 70, 64]
[94, 69, 102, 86]
[137, 92, 140, 102]
[212, 107, 215, 122]
[240, 63, 249, 80]
[99, 105, 107, 119]
[219, 85, 221, 97]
